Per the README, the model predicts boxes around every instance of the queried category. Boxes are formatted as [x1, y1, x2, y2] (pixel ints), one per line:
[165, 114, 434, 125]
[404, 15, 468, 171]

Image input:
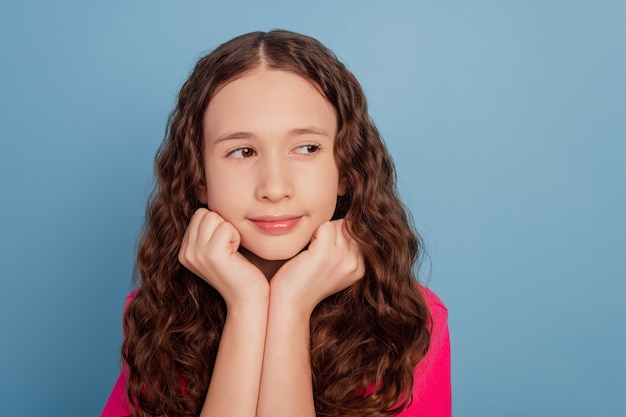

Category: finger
[208, 221, 241, 255]
[336, 219, 348, 247]
[332, 219, 353, 249]
[184, 208, 211, 244]
[196, 210, 226, 244]
[355, 252, 366, 278]
[307, 222, 322, 250]
[325, 218, 348, 246]
[180, 208, 208, 259]
[315, 221, 336, 247]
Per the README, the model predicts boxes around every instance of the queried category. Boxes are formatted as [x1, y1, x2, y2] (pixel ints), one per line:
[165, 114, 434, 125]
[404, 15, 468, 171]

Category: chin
[254, 248, 301, 261]
[243, 242, 308, 262]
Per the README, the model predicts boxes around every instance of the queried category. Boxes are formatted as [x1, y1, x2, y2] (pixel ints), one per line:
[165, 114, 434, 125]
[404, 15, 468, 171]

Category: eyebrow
[213, 126, 330, 144]
[213, 131, 255, 144]
[289, 126, 330, 138]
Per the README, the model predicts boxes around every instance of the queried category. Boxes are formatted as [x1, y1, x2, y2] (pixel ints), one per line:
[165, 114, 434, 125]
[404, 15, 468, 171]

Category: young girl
[102, 30, 450, 417]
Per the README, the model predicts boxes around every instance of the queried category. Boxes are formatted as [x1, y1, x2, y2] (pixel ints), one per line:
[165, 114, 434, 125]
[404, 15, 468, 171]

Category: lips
[248, 215, 302, 234]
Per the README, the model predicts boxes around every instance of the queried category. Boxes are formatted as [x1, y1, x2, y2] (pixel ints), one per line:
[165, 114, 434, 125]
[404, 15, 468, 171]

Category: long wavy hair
[122, 30, 431, 417]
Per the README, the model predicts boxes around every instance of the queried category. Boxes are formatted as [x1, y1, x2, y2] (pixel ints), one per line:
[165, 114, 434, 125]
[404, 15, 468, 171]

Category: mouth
[248, 215, 303, 234]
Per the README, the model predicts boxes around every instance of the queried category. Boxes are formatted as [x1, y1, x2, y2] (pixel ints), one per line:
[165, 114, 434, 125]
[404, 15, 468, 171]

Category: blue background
[1, 1, 624, 416]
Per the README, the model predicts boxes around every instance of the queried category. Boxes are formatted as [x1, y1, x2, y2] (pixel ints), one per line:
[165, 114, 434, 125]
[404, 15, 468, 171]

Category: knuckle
[215, 221, 229, 232]
[320, 221, 333, 233]
[207, 211, 223, 222]
[193, 207, 207, 218]
[178, 251, 189, 266]
[352, 257, 365, 277]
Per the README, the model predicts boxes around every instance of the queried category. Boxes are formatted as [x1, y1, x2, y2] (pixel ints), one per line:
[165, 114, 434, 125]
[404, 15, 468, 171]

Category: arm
[102, 210, 269, 417]
[100, 302, 268, 417]
[256, 292, 315, 417]
[256, 220, 364, 417]
[198, 296, 268, 417]
[179, 209, 270, 417]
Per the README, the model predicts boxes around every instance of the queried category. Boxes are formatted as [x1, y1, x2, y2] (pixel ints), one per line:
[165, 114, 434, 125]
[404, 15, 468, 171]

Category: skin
[178, 68, 365, 417]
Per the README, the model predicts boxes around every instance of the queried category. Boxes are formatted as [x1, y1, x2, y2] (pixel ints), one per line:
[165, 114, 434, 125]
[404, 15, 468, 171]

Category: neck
[239, 247, 286, 280]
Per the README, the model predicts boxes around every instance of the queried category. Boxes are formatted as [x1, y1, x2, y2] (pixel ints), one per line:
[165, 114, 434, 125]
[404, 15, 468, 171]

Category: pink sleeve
[396, 286, 451, 417]
[101, 365, 131, 417]
[100, 291, 138, 417]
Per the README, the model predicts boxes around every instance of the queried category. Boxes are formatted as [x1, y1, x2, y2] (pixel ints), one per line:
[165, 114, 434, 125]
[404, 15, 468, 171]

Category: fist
[272, 219, 365, 313]
[178, 208, 269, 307]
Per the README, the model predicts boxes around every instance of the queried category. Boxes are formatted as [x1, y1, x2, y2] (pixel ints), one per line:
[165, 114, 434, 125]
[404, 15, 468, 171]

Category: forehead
[203, 69, 337, 140]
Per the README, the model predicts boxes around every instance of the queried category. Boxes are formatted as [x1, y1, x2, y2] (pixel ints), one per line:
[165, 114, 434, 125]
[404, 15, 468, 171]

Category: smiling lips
[248, 215, 303, 234]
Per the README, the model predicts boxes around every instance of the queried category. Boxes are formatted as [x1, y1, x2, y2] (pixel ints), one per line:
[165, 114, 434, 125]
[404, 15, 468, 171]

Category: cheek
[314, 171, 341, 216]
[204, 175, 238, 213]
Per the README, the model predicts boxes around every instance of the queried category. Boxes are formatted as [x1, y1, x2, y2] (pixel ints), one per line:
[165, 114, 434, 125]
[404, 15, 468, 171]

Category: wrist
[226, 289, 270, 315]
[269, 280, 315, 318]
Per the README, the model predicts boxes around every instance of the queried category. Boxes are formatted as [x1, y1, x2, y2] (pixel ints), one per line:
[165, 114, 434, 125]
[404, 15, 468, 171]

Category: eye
[293, 144, 320, 155]
[228, 147, 256, 159]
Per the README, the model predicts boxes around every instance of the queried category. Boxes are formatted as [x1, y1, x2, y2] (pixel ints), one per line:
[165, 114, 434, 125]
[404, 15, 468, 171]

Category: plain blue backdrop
[1, 1, 624, 416]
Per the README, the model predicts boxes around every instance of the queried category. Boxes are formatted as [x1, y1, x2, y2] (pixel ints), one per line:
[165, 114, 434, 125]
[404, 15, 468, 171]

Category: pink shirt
[101, 286, 450, 416]
[401, 286, 451, 416]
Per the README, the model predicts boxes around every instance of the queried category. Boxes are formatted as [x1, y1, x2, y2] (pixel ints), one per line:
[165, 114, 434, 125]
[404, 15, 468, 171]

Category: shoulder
[405, 285, 451, 417]
[417, 285, 445, 308]
[418, 285, 448, 326]
[124, 288, 140, 311]
[127, 288, 140, 302]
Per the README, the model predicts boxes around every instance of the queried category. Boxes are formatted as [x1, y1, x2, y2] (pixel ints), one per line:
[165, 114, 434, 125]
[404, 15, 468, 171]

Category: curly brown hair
[122, 30, 431, 417]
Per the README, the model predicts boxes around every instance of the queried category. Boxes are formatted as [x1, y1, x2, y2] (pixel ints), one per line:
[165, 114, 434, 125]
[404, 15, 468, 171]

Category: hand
[270, 219, 365, 314]
[178, 208, 269, 308]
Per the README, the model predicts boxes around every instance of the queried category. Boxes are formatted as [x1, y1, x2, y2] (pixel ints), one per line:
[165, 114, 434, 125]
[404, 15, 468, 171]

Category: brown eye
[294, 144, 320, 155]
[229, 147, 256, 159]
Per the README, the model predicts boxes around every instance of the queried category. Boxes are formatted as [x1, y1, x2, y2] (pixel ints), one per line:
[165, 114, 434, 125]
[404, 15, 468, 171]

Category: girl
[102, 30, 450, 417]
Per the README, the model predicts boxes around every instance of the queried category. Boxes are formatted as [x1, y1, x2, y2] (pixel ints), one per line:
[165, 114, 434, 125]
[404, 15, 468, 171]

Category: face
[201, 68, 342, 263]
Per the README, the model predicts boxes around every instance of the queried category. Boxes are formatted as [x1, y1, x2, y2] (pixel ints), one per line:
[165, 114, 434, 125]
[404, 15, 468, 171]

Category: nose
[254, 156, 294, 202]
